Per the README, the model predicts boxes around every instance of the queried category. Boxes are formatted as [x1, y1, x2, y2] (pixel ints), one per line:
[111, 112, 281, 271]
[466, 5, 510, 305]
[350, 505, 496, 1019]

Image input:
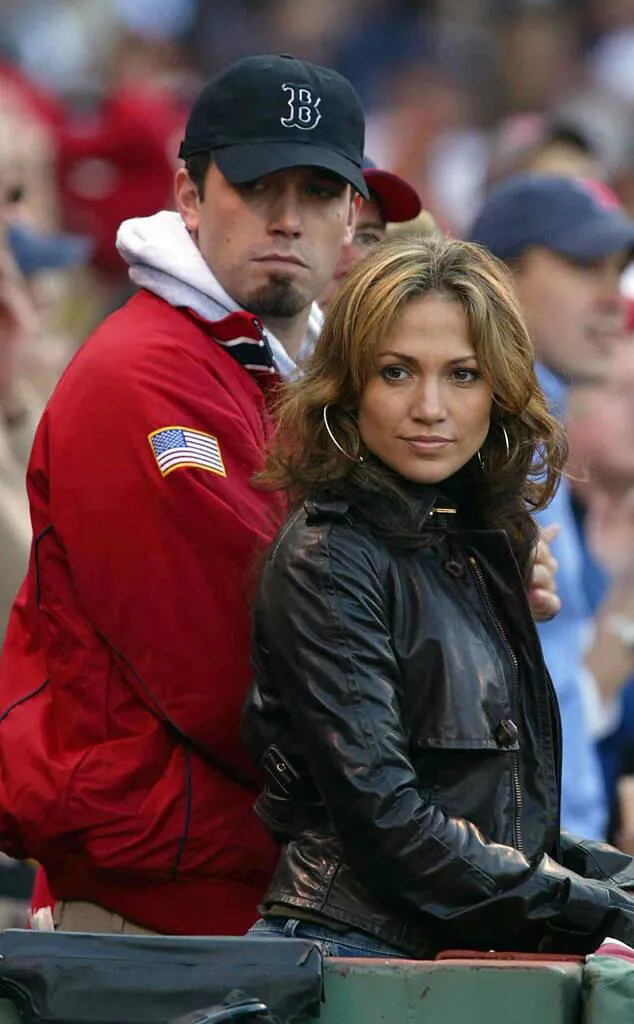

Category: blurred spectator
[486, 116, 602, 190]
[387, 208, 440, 240]
[590, 27, 634, 103]
[566, 345, 634, 852]
[0, 217, 35, 643]
[469, 173, 634, 838]
[54, 8, 195, 287]
[2, 0, 115, 97]
[495, 6, 583, 116]
[0, 62, 60, 232]
[56, 84, 186, 282]
[113, 0, 195, 41]
[1, 212, 94, 466]
[0, 178, 93, 645]
[318, 156, 422, 311]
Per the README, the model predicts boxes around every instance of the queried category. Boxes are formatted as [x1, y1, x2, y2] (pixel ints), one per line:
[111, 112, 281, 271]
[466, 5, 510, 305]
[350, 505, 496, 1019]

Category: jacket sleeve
[41, 329, 275, 783]
[255, 520, 626, 950]
[560, 831, 634, 891]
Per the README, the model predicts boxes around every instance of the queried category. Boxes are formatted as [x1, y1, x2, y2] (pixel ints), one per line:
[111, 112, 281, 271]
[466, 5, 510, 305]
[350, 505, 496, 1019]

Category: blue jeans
[248, 916, 410, 958]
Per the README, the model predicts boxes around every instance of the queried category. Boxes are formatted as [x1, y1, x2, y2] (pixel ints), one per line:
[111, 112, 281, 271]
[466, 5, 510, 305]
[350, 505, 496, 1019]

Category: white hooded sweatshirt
[116, 210, 324, 380]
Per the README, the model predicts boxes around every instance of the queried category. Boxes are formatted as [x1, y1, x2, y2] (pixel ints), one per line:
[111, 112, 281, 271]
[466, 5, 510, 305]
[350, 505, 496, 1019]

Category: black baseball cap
[469, 173, 634, 262]
[179, 54, 368, 198]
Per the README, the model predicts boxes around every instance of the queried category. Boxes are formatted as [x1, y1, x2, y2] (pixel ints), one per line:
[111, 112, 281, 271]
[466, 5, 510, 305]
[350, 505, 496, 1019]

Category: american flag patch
[148, 426, 226, 478]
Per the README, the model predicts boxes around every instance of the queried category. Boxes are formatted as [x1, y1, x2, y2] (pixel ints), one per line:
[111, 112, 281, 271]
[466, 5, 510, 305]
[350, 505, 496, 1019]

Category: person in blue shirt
[565, 349, 634, 845]
[470, 174, 634, 838]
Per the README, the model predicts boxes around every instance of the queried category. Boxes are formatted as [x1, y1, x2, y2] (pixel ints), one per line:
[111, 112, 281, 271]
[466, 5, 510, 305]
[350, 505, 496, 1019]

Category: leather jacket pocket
[414, 719, 520, 753]
[412, 730, 520, 848]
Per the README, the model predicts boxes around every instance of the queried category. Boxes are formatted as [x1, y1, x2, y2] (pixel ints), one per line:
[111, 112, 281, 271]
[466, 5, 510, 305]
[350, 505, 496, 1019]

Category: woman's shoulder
[267, 494, 386, 572]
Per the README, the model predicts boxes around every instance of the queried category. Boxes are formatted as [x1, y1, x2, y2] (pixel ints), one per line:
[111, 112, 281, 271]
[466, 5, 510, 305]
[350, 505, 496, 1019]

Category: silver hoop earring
[478, 425, 510, 472]
[501, 425, 510, 458]
[322, 404, 364, 463]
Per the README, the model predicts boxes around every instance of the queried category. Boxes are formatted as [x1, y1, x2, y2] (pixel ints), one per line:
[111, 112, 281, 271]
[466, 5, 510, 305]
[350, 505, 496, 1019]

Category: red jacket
[0, 290, 285, 934]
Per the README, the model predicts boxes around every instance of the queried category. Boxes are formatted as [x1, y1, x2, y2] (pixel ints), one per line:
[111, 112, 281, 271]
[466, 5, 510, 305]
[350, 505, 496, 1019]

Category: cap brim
[363, 168, 422, 223]
[548, 212, 634, 261]
[8, 223, 93, 276]
[214, 142, 369, 198]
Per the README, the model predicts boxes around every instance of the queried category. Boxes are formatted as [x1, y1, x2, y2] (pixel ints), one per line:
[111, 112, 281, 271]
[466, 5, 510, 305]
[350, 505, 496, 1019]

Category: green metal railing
[0, 952, 632, 1022]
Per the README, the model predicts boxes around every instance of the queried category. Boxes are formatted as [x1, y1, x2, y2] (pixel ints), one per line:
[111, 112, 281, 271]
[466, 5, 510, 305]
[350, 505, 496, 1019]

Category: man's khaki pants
[53, 900, 158, 935]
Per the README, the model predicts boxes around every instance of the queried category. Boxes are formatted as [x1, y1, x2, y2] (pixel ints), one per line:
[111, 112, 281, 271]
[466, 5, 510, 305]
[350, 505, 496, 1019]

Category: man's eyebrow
[309, 170, 346, 185]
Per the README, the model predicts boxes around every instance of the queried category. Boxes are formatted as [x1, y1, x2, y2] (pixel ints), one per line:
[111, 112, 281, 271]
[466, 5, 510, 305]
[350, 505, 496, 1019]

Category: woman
[242, 235, 634, 959]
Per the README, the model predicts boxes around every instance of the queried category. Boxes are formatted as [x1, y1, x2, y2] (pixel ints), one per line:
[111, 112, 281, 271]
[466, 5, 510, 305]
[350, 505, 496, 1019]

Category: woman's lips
[401, 436, 454, 452]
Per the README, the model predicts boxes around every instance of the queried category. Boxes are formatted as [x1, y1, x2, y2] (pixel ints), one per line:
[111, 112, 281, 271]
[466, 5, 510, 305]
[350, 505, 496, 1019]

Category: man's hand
[528, 524, 561, 622]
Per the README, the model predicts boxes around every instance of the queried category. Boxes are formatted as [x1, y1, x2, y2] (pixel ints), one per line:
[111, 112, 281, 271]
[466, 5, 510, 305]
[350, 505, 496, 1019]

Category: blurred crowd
[3, 0, 634, 924]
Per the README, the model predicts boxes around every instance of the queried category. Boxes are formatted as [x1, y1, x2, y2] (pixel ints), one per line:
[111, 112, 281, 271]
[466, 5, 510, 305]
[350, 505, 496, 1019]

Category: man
[0, 53, 366, 936]
[470, 173, 634, 838]
[318, 155, 421, 310]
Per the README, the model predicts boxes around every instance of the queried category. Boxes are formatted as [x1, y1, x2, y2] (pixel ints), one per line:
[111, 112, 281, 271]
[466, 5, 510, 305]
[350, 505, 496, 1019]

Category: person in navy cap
[470, 172, 634, 842]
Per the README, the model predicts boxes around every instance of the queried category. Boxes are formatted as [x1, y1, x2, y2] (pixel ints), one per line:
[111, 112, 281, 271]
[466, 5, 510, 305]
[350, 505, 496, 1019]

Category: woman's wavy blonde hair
[261, 234, 567, 573]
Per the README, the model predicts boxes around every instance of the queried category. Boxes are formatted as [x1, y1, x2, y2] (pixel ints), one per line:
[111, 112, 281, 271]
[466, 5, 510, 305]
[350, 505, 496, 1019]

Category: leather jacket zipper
[468, 556, 524, 853]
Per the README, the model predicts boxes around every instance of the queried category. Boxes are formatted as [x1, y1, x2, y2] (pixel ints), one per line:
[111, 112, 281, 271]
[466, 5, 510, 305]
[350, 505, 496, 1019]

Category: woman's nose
[410, 379, 447, 422]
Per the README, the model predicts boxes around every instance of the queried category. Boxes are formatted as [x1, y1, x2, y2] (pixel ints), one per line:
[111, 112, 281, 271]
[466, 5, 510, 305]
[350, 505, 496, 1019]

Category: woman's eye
[381, 366, 410, 382]
[451, 367, 480, 384]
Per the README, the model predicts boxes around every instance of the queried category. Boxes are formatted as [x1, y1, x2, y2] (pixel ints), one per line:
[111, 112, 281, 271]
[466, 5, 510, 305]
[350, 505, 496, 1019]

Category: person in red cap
[318, 156, 422, 311]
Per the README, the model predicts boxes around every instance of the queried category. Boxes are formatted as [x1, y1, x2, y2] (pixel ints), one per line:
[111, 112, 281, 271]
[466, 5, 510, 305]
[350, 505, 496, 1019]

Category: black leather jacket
[242, 489, 634, 957]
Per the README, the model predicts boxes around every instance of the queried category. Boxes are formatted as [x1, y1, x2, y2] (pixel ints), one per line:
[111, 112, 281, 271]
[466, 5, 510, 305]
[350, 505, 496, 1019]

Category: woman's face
[358, 293, 493, 484]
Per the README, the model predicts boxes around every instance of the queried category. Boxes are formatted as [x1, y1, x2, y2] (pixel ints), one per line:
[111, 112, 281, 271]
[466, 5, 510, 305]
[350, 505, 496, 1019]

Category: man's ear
[175, 168, 201, 232]
[342, 191, 361, 247]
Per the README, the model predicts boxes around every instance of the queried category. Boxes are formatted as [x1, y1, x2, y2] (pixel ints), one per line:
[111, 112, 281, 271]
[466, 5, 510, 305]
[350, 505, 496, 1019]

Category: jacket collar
[305, 485, 459, 532]
[187, 307, 279, 381]
[408, 485, 459, 531]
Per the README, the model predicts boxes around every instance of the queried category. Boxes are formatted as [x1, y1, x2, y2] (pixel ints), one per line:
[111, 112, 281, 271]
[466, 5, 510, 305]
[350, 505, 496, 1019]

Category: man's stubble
[244, 273, 309, 320]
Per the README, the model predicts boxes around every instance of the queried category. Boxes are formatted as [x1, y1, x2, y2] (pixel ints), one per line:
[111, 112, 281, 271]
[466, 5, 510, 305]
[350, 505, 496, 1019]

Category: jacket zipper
[468, 556, 524, 853]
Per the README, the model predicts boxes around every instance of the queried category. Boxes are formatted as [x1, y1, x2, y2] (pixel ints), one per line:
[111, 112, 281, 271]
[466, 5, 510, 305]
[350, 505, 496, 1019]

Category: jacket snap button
[495, 719, 519, 747]
[444, 560, 464, 578]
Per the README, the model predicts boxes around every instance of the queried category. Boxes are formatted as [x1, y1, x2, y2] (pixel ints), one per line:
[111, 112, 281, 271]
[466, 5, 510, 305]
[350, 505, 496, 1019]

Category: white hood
[116, 210, 323, 379]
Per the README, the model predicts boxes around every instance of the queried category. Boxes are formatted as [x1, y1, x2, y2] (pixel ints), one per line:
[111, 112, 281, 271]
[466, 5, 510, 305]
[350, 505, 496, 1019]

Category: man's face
[513, 246, 627, 377]
[319, 197, 386, 311]
[567, 343, 634, 493]
[176, 163, 356, 322]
